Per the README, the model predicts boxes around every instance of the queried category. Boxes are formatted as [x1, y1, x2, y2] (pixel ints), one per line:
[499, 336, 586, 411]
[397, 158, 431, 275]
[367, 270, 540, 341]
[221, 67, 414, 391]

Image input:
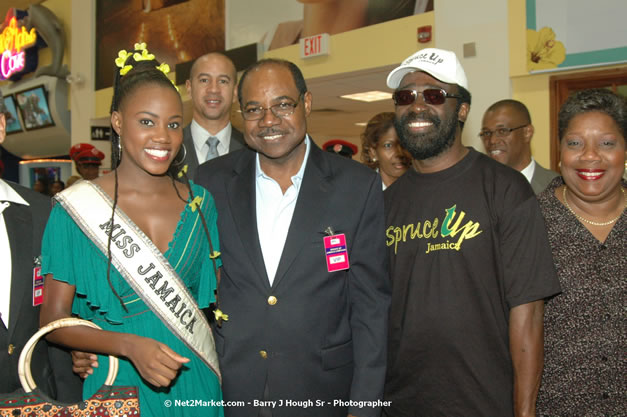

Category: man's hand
[71, 350, 98, 379]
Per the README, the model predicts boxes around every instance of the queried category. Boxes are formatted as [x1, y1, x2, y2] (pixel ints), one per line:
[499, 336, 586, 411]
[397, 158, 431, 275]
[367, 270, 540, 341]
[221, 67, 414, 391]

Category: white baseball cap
[387, 48, 468, 90]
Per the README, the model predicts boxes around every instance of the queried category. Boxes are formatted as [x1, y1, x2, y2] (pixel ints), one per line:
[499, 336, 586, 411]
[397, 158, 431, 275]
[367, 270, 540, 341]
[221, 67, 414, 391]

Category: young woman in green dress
[39, 44, 223, 417]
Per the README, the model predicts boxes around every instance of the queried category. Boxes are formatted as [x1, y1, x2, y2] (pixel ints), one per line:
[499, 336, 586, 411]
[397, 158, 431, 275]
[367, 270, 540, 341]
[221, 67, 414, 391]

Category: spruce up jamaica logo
[386, 204, 482, 254]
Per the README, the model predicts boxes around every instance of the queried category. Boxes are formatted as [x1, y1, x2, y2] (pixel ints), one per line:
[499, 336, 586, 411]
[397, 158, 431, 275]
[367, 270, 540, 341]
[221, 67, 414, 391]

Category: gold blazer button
[267, 296, 277, 305]
[259, 350, 268, 359]
[8, 344, 15, 355]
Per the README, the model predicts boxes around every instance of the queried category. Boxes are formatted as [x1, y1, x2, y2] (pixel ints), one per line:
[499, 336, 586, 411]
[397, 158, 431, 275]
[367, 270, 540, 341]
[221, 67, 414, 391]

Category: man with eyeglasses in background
[195, 59, 390, 417]
[480, 99, 558, 194]
[382, 48, 560, 417]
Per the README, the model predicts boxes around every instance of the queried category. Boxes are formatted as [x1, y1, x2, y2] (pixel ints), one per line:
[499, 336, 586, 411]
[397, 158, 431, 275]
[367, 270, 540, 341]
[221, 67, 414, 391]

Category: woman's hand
[71, 351, 98, 379]
[123, 334, 190, 387]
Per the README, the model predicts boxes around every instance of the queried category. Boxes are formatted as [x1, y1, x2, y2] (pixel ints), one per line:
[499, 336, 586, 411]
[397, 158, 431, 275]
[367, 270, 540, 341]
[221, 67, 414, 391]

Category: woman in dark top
[536, 88, 626, 416]
[360, 112, 411, 190]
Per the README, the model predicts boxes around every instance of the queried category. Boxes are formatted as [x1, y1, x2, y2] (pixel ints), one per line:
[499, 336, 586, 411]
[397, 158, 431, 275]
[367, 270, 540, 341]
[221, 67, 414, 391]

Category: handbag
[0, 317, 140, 417]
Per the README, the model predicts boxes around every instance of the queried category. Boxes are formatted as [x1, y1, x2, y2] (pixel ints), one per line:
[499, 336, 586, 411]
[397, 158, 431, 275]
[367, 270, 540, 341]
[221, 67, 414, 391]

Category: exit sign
[299, 33, 330, 59]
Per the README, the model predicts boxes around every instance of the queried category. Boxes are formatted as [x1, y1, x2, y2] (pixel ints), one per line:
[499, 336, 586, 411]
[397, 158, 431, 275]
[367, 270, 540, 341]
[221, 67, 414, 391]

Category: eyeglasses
[478, 125, 527, 139]
[242, 94, 303, 121]
[392, 88, 463, 106]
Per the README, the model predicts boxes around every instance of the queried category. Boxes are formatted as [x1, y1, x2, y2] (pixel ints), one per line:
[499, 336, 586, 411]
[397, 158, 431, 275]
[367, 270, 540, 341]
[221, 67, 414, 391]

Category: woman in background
[361, 112, 411, 190]
[536, 88, 626, 416]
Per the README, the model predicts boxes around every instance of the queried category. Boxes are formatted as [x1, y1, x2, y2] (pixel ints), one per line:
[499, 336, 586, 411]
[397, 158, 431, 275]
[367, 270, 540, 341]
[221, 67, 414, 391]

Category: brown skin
[299, 0, 368, 38]
[76, 162, 100, 180]
[509, 300, 544, 417]
[0, 113, 5, 143]
[395, 71, 469, 173]
[185, 53, 237, 135]
[368, 126, 411, 187]
[40, 84, 192, 387]
[240, 63, 312, 193]
[555, 111, 626, 243]
[481, 105, 534, 172]
[395, 70, 545, 417]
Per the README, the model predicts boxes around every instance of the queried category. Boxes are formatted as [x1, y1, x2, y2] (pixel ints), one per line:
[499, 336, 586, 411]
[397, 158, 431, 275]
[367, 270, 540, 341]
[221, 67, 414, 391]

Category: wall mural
[96, 0, 224, 89]
[526, 0, 627, 72]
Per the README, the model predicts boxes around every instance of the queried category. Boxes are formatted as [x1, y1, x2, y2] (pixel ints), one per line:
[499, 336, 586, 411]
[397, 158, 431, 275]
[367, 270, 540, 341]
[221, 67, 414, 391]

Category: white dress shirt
[0, 179, 30, 328]
[190, 119, 233, 163]
[256, 136, 311, 285]
[520, 158, 537, 184]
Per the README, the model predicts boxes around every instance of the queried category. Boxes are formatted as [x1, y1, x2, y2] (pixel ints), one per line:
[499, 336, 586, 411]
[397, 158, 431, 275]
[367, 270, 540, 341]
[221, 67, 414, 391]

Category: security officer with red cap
[69, 143, 104, 180]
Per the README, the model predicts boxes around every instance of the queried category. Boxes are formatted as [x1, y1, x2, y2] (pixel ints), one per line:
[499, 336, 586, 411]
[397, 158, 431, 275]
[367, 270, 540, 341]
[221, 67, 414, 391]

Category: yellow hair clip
[115, 49, 134, 76]
[188, 196, 203, 212]
[214, 309, 229, 324]
[133, 48, 155, 62]
[115, 49, 132, 68]
[119, 65, 133, 76]
[156, 62, 170, 76]
[177, 164, 188, 178]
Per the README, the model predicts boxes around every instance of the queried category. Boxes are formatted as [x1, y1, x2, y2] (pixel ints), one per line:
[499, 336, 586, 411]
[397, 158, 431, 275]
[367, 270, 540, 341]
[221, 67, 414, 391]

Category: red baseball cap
[75, 147, 105, 165]
[69, 143, 95, 161]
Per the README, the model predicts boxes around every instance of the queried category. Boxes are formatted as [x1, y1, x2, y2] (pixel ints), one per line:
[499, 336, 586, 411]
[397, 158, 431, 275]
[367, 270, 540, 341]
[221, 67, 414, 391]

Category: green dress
[41, 182, 224, 417]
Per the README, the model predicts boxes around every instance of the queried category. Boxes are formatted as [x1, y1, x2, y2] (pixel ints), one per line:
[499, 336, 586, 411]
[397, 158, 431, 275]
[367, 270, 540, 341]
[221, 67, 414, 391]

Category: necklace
[562, 186, 626, 226]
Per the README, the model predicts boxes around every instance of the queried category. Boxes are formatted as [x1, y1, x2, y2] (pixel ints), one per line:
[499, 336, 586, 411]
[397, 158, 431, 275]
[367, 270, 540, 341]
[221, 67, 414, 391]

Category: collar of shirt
[255, 135, 310, 284]
[255, 135, 310, 188]
[520, 158, 536, 184]
[190, 119, 233, 158]
[0, 179, 29, 206]
[0, 179, 28, 329]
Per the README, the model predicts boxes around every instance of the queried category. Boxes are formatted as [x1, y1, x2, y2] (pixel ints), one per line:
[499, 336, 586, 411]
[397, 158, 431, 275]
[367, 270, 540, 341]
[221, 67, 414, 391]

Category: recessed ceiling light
[354, 122, 368, 126]
[340, 91, 392, 102]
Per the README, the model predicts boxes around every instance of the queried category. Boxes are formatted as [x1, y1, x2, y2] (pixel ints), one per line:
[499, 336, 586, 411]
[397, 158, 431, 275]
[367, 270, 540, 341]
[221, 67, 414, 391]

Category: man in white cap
[382, 48, 561, 417]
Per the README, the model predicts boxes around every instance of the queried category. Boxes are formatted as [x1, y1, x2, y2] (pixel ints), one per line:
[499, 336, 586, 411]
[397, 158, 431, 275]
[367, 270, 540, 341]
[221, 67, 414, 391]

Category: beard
[395, 107, 459, 161]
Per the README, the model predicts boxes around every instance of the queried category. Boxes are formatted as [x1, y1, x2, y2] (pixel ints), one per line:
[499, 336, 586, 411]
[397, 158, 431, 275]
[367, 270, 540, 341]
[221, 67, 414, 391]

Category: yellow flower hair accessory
[156, 62, 170, 76]
[177, 164, 188, 178]
[134, 42, 147, 51]
[115, 49, 133, 76]
[214, 309, 229, 325]
[155, 62, 179, 91]
[188, 196, 203, 212]
[210, 251, 221, 259]
[133, 48, 155, 62]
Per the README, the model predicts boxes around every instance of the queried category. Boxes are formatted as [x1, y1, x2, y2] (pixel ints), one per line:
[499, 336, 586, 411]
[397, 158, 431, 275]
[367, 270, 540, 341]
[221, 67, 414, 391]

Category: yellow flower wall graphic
[527, 27, 566, 71]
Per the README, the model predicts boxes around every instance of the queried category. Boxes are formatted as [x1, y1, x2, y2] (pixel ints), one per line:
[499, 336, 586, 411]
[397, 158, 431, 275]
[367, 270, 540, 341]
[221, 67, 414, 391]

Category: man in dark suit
[183, 52, 246, 178]
[0, 107, 81, 400]
[480, 99, 558, 194]
[195, 59, 390, 417]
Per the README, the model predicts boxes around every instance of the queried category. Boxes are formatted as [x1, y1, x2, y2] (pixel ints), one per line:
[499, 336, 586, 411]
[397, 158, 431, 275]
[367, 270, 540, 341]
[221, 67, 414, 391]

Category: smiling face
[240, 63, 311, 168]
[560, 111, 626, 203]
[111, 83, 183, 177]
[394, 71, 467, 161]
[186, 53, 237, 127]
[481, 105, 532, 171]
[370, 126, 411, 185]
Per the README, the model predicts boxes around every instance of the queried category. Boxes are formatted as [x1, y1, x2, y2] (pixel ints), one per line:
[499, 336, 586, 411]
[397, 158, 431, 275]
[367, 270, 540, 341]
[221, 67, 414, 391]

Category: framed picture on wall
[95, 0, 225, 90]
[1, 94, 24, 134]
[15, 86, 55, 131]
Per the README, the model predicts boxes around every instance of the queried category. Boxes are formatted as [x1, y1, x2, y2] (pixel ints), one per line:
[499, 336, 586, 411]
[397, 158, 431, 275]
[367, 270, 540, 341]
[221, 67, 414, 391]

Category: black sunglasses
[393, 88, 463, 106]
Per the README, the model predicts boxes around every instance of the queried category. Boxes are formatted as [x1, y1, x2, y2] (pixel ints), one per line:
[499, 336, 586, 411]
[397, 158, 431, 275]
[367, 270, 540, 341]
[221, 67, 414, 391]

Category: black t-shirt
[383, 148, 560, 417]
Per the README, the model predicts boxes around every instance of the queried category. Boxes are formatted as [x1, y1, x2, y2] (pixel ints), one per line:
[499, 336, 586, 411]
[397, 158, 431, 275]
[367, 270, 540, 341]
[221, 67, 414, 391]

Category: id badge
[323, 233, 350, 272]
[33, 266, 44, 306]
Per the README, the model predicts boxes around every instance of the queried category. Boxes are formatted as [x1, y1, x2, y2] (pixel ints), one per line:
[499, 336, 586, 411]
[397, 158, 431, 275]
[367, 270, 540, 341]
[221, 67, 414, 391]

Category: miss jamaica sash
[55, 181, 221, 382]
